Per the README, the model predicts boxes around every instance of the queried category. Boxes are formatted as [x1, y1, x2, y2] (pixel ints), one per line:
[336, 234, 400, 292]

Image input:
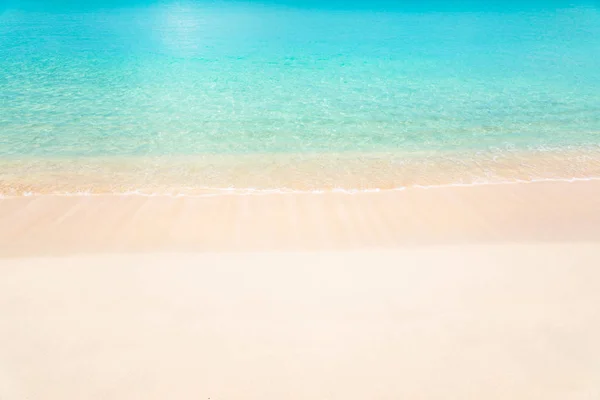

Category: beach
[2, 181, 600, 399]
[2, 244, 600, 400]
[2, 0, 600, 397]
[1, 179, 600, 256]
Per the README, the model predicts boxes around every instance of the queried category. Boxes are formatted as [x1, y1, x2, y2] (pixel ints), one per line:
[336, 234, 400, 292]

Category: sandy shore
[1, 246, 600, 400]
[1, 180, 600, 257]
[2, 180, 600, 399]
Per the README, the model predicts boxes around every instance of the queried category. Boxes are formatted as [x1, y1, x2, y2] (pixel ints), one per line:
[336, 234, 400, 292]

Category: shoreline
[1, 174, 600, 198]
[2, 148, 600, 195]
[2, 179, 599, 257]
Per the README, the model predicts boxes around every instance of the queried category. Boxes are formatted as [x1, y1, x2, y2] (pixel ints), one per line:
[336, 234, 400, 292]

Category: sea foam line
[1, 176, 600, 199]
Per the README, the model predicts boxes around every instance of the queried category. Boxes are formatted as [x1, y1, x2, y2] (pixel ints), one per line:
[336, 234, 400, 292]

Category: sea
[1, 0, 599, 195]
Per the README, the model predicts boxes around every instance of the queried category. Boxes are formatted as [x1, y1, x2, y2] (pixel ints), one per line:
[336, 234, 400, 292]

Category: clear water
[1, 0, 600, 193]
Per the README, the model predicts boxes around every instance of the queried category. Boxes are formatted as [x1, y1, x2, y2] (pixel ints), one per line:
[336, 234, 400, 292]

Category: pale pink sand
[1, 181, 600, 399]
[1, 180, 600, 257]
[1, 246, 600, 400]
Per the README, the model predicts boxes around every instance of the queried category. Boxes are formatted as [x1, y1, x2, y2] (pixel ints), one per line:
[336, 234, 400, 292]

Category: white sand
[1, 245, 600, 400]
[2, 181, 600, 398]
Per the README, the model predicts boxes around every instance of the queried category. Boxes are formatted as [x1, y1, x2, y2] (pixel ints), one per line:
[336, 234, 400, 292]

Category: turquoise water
[1, 0, 600, 192]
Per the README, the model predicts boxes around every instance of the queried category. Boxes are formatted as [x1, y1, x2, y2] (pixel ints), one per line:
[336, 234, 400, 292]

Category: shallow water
[1, 0, 600, 193]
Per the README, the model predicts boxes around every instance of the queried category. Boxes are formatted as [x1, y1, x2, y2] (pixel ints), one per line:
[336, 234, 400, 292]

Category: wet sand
[1, 180, 600, 257]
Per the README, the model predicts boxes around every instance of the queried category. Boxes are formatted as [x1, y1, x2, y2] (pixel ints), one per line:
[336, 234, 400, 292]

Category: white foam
[1, 175, 600, 199]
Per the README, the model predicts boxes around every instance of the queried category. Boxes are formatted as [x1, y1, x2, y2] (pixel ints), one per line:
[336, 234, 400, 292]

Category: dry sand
[1, 247, 600, 400]
[1, 180, 600, 399]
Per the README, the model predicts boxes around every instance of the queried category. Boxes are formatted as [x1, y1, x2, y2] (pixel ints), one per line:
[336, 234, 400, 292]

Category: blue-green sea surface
[1, 0, 600, 192]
